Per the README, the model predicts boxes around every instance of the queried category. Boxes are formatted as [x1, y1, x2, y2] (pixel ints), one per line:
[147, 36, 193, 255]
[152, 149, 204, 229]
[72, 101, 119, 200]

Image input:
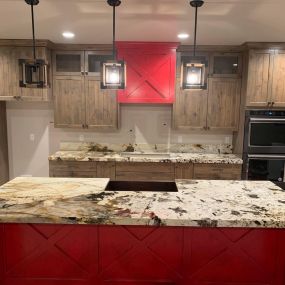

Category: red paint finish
[116, 42, 179, 104]
[0, 224, 285, 285]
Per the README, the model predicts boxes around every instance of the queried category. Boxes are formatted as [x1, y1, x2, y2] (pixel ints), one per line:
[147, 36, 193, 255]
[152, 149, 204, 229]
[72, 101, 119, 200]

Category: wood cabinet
[0, 46, 51, 101]
[49, 160, 241, 181]
[0, 102, 9, 185]
[117, 42, 179, 104]
[246, 49, 285, 107]
[173, 52, 241, 131]
[207, 78, 241, 131]
[53, 50, 118, 129]
[193, 163, 242, 180]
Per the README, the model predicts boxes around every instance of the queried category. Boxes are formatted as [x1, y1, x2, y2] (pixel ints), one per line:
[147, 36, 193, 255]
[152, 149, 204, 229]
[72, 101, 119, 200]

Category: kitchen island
[0, 177, 284, 284]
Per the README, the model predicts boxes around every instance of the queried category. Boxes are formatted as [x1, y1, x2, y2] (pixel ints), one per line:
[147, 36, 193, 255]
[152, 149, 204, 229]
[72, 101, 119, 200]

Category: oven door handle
[250, 118, 285, 122]
[248, 154, 285, 159]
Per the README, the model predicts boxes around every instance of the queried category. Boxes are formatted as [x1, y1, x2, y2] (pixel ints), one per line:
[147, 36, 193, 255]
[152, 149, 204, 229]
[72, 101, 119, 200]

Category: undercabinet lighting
[62, 32, 75, 39]
[178, 33, 190, 39]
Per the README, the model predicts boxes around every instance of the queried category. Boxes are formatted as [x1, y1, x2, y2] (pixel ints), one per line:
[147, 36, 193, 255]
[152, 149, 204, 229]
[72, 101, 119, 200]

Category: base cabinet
[0, 224, 284, 285]
[49, 161, 241, 181]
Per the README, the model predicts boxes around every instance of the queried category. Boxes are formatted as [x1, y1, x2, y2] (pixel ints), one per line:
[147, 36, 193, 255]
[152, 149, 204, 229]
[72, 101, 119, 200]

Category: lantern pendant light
[181, 0, 207, 90]
[19, 0, 49, 89]
[101, 0, 126, 90]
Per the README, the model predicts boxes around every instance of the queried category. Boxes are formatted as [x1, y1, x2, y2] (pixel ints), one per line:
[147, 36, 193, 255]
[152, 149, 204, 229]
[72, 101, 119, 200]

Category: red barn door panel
[117, 42, 178, 104]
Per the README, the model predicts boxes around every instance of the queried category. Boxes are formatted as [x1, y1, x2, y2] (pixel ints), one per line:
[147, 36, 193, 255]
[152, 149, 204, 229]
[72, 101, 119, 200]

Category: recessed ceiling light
[62, 32, 75, 39]
[178, 33, 190, 39]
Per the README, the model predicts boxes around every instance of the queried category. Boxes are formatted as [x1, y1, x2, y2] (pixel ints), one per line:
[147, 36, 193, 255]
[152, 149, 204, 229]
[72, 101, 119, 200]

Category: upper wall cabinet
[246, 49, 285, 108]
[210, 53, 242, 78]
[117, 42, 179, 104]
[0, 46, 52, 101]
[173, 52, 242, 131]
[53, 50, 118, 130]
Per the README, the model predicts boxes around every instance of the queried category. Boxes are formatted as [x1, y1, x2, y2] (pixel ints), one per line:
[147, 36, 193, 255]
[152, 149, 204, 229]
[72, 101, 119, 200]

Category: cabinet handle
[82, 124, 85, 129]
[207, 126, 210, 130]
[272, 102, 275, 106]
[203, 126, 207, 130]
[85, 72, 88, 75]
[81, 71, 85, 75]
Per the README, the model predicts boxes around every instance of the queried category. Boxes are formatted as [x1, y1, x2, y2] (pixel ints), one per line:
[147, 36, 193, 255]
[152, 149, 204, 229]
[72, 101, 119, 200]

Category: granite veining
[0, 177, 284, 228]
[49, 151, 242, 164]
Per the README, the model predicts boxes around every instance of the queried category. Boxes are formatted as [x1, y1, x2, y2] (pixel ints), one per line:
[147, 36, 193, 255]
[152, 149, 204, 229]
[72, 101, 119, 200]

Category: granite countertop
[0, 177, 284, 228]
[48, 151, 243, 165]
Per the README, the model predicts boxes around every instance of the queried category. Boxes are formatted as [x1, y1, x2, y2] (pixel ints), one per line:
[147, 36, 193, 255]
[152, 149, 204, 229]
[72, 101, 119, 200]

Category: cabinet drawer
[116, 171, 175, 182]
[49, 161, 97, 172]
[193, 163, 242, 180]
[116, 162, 174, 173]
[50, 170, 97, 178]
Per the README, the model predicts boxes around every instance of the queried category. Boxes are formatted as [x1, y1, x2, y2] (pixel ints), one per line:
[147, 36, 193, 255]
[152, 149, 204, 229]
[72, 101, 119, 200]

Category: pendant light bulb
[101, 0, 126, 90]
[181, 0, 207, 90]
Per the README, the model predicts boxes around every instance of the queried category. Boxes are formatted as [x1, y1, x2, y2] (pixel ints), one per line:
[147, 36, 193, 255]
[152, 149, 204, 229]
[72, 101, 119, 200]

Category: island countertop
[0, 177, 284, 228]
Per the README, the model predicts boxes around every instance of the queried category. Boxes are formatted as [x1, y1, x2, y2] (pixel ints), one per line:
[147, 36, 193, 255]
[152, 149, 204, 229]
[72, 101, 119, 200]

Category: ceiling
[0, 0, 284, 45]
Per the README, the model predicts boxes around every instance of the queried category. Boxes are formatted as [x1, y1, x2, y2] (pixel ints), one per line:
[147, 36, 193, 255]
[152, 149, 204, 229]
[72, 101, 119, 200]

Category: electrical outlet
[29, 134, 35, 142]
[79, 135, 85, 142]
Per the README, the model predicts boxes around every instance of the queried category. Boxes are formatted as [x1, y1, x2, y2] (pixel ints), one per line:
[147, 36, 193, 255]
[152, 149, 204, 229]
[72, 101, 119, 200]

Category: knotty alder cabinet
[246, 49, 285, 107]
[49, 161, 242, 181]
[0, 46, 51, 101]
[0, 102, 9, 185]
[53, 51, 118, 129]
[173, 52, 242, 131]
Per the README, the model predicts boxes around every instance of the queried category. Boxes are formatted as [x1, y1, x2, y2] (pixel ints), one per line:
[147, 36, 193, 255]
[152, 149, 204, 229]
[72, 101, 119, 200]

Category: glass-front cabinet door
[53, 51, 85, 76]
[85, 51, 113, 76]
[210, 53, 242, 77]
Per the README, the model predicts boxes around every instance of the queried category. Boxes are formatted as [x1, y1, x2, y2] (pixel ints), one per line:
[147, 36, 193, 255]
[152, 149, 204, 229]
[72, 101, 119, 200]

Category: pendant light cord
[31, 3, 36, 60]
[193, 5, 198, 57]
[113, 4, 116, 59]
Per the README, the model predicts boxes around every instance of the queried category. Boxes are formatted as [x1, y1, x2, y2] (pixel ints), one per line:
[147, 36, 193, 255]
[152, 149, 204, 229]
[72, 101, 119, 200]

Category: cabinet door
[0, 102, 9, 185]
[85, 76, 118, 129]
[173, 81, 208, 130]
[53, 51, 84, 76]
[207, 78, 241, 131]
[117, 42, 178, 104]
[0, 47, 14, 100]
[85, 51, 113, 76]
[246, 50, 273, 107]
[54, 76, 85, 128]
[210, 53, 242, 78]
[270, 50, 285, 107]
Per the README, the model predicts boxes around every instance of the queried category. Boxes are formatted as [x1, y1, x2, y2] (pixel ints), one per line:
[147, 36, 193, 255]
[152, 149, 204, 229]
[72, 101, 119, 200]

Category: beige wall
[6, 102, 232, 179]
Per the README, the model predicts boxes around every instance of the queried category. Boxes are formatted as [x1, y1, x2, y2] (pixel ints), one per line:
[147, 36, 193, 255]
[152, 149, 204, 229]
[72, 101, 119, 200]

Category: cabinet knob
[272, 102, 275, 106]
[82, 124, 85, 129]
[81, 71, 85, 75]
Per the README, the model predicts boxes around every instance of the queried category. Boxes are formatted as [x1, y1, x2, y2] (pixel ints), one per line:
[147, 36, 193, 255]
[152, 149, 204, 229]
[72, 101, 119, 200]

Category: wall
[6, 102, 232, 179]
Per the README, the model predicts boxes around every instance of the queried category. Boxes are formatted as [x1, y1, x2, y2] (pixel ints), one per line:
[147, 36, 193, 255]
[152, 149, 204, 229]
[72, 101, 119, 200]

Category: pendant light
[181, 0, 207, 90]
[101, 0, 126, 90]
[19, 0, 49, 88]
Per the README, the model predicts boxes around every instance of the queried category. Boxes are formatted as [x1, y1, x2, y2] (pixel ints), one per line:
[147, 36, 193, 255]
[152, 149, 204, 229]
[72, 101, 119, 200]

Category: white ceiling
[0, 0, 284, 45]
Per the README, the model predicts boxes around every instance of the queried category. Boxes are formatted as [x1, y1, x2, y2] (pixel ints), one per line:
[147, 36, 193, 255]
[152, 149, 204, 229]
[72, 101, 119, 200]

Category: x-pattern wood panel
[0, 224, 284, 285]
[117, 43, 177, 104]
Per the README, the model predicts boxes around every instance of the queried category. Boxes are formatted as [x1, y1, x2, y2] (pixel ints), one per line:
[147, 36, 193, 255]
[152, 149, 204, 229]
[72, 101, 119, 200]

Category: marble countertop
[48, 151, 243, 165]
[0, 177, 284, 228]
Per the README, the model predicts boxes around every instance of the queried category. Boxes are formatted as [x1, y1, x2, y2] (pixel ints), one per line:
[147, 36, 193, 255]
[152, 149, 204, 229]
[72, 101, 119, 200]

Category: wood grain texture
[85, 77, 118, 130]
[246, 50, 272, 107]
[270, 50, 285, 107]
[175, 163, 193, 179]
[97, 162, 116, 180]
[53, 76, 85, 128]
[0, 102, 9, 185]
[0, 46, 51, 101]
[173, 80, 208, 130]
[207, 78, 241, 131]
[193, 163, 242, 180]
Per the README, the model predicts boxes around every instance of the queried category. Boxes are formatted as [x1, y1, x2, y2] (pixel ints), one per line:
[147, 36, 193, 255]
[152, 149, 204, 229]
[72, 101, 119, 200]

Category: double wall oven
[243, 110, 285, 182]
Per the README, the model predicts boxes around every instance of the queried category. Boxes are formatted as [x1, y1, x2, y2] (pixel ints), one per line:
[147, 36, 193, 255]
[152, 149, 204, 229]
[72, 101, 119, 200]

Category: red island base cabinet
[116, 42, 179, 104]
[1, 224, 285, 285]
